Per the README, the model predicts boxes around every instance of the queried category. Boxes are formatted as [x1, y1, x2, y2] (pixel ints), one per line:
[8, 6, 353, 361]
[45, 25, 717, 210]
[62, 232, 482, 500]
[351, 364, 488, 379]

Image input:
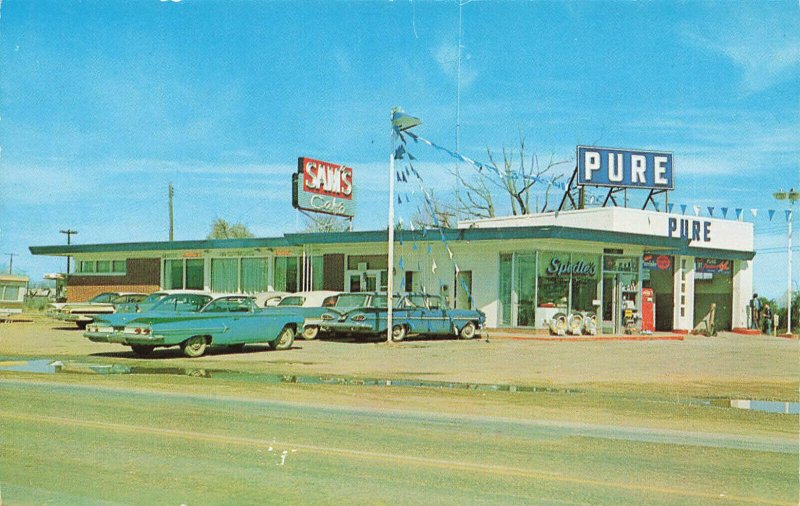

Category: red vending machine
[641, 288, 655, 333]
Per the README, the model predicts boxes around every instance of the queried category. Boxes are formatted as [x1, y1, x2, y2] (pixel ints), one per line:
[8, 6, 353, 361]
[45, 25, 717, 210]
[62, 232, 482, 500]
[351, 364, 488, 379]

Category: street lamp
[772, 188, 799, 335]
[388, 108, 422, 342]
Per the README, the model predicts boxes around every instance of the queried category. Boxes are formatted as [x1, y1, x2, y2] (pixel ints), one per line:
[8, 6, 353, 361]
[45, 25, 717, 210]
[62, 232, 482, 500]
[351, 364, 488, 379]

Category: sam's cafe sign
[292, 156, 355, 218]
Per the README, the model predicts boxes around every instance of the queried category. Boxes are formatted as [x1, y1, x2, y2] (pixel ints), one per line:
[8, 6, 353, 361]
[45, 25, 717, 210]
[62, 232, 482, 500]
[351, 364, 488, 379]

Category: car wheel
[181, 336, 208, 358]
[130, 344, 155, 356]
[391, 325, 406, 342]
[302, 325, 319, 340]
[270, 326, 295, 350]
[459, 322, 477, 340]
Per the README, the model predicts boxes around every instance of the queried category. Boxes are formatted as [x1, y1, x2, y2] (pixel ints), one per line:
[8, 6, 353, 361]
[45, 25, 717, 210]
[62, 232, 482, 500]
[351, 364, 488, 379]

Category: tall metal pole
[788, 205, 793, 335]
[4, 253, 15, 274]
[387, 119, 396, 343]
[454, 0, 463, 220]
[774, 188, 799, 335]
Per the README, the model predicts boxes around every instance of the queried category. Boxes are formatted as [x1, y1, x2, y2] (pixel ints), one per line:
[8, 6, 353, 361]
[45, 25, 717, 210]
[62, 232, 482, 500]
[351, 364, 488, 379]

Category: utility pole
[59, 229, 78, 276]
[169, 182, 175, 241]
[4, 253, 15, 274]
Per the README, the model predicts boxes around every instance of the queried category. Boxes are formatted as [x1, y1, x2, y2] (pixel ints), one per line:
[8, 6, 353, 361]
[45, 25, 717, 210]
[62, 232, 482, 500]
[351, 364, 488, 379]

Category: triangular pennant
[446, 246, 453, 259]
[735, 208, 743, 220]
[721, 207, 728, 218]
[431, 260, 437, 274]
[398, 257, 405, 270]
[680, 204, 687, 215]
[408, 152, 416, 161]
[693, 205, 701, 216]
[667, 203, 674, 213]
[405, 194, 410, 203]
[396, 171, 403, 182]
[653, 202, 660, 212]
[398, 195, 402, 205]
[412, 243, 418, 251]
[750, 208, 758, 218]
[394, 145, 406, 160]
[454, 263, 460, 275]
[787, 210, 793, 222]
[768, 209, 776, 221]
[427, 244, 432, 254]
[707, 206, 714, 217]
[399, 277, 406, 290]
[401, 172, 408, 183]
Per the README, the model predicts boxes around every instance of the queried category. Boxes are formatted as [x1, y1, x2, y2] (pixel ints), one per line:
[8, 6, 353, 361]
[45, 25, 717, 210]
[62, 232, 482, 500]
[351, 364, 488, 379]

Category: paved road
[0, 378, 795, 505]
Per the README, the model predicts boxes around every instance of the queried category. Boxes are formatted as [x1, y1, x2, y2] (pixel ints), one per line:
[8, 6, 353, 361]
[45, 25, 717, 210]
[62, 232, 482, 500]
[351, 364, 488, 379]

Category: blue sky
[1, 0, 798, 298]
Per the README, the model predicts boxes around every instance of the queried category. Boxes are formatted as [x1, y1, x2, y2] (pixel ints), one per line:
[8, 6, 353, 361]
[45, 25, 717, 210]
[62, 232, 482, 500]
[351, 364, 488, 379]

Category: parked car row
[80, 289, 486, 358]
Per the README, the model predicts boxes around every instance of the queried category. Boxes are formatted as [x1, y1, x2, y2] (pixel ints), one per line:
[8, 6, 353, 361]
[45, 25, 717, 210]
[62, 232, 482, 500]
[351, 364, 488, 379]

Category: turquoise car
[87, 292, 216, 340]
[85, 295, 302, 357]
[323, 293, 486, 342]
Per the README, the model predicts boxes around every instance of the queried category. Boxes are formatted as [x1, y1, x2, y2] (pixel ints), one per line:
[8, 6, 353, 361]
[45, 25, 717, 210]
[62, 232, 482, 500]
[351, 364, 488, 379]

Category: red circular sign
[656, 255, 671, 270]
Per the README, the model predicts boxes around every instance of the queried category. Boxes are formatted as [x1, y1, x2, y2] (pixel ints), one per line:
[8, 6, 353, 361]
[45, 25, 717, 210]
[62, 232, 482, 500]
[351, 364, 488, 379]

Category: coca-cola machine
[641, 287, 655, 333]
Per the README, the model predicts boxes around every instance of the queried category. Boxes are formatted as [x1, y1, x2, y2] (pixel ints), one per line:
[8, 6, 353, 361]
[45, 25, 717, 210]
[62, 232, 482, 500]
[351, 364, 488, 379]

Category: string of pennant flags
[393, 125, 794, 224]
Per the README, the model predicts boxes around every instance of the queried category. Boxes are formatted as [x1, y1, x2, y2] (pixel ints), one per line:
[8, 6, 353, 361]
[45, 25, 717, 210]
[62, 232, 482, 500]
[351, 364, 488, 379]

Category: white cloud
[681, 10, 800, 93]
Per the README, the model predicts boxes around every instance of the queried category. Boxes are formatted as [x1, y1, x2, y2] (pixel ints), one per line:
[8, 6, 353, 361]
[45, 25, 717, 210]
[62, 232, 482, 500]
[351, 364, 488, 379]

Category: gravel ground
[1, 314, 797, 391]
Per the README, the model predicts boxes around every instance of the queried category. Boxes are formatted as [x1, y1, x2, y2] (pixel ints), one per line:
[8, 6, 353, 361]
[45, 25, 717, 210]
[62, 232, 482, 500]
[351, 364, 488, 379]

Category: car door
[425, 295, 451, 335]
[224, 298, 264, 344]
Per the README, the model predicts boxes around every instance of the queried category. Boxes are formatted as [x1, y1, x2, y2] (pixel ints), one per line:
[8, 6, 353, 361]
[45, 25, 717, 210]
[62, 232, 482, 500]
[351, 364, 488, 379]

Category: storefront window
[211, 259, 238, 292]
[96, 261, 111, 273]
[164, 259, 183, 289]
[274, 257, 299, 292]
[569, 253, 600, 313]
[241, 258, 269, 293]
[185, 259, 204, 290]
[498, 254, 512, 326]
[537, 253, 570, 307]
[514, 254, 537, 327]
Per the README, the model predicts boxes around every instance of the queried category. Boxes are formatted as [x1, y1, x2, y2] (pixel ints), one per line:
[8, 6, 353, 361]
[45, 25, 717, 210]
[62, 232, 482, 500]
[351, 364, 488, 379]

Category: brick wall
[67, 258, 161, 302]
[67, 284, 161, 302]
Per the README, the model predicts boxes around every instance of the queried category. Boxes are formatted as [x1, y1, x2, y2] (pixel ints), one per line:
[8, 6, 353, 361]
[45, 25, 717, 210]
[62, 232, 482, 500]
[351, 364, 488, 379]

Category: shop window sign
[643, 254, 672, 271]
[545, 257, 596, 277]
[695, 258, 731, 274]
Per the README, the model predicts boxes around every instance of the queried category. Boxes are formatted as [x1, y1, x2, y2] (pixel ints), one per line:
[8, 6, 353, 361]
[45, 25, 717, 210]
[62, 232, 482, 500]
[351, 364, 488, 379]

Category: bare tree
[489, 135, 568, 215]
[408, 191, 456, 229]
[302, 214, 350, 233]
[207, 218, 255, 239]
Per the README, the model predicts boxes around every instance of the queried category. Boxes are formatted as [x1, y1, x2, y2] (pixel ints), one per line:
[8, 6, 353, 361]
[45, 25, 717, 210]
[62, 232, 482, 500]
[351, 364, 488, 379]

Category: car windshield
[140, 292, 169, 304]
[278, 296, 305, 307]
[335, 294, 370, 308]
[88, 292, 118, 303]
[152, 294, 212, 312]
[202, 297, 254, 313]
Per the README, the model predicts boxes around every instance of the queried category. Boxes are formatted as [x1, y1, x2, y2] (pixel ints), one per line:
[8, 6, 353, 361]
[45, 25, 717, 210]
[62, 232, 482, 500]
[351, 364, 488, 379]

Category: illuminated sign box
[577, 146, 673, 190]
[292, 156, 355, 218]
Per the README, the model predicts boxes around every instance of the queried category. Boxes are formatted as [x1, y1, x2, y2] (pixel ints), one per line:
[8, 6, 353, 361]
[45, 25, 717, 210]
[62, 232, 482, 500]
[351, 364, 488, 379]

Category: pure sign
[577, 146, 673, 190]
[292, 157, 355, 218]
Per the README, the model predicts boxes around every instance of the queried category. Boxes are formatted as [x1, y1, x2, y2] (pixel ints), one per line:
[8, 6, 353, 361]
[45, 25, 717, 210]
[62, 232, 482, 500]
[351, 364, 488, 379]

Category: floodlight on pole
[388, 108, 422, 342]
[772, 187, 799, 335]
